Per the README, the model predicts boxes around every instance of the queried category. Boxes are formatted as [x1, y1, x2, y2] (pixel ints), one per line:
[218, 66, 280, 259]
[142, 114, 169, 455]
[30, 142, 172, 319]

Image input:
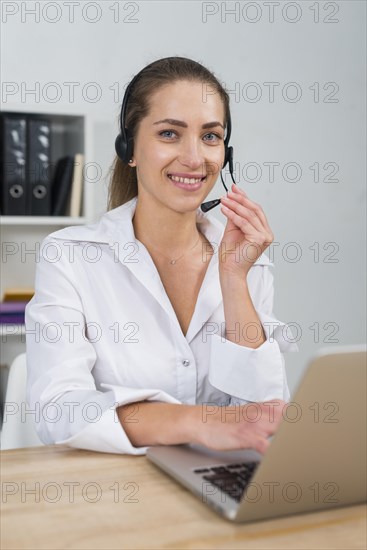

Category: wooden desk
[1, 445, 366, 549]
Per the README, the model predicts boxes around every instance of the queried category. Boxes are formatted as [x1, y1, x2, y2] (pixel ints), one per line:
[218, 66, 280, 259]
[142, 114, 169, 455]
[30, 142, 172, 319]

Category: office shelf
[0, 325, 26, 338]
[1, 109, 93, 373]
[0, 216, 88, 226]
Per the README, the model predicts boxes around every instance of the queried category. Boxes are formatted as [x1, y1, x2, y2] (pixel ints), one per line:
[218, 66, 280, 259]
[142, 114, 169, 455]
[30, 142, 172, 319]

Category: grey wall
[1, 0, 366, 393]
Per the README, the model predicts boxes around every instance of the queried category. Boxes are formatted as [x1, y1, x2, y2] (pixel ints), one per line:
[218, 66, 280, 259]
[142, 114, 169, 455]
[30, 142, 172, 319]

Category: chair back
[1, 353, 43, 450]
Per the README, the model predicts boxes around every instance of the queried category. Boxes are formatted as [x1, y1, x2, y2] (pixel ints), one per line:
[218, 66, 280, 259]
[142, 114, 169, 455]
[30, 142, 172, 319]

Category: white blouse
[25, 197, 298, 455]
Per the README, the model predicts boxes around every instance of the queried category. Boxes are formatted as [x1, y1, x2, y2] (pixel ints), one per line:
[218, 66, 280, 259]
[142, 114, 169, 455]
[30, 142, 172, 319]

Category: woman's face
[130, 79, 226, 213]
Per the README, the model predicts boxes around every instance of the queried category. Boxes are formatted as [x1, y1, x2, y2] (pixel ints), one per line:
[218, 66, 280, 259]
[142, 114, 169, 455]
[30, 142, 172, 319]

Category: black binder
[0, 114, 27, 215]
[51, 156, 74, 215]
[27, 118, 51, 215]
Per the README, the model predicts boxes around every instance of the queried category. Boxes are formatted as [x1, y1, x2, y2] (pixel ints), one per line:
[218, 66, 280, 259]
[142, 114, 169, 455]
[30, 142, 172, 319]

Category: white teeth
[169, 175, 204, 184]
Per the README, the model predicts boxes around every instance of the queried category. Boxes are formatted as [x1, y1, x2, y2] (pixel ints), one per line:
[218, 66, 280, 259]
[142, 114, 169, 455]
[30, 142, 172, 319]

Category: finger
[226, 190, 269, 229]
[220, 205, 261, 235]
[235, 195, 269, 230]
[221, 197, 265, 233]
[232, 185, 272, 232]
[228, 187, 250, 204]
[252, 436, 270, 455]
[232, 183, 247, 196]
[220, 204, 259, 234]
[221, 195, 263, 226]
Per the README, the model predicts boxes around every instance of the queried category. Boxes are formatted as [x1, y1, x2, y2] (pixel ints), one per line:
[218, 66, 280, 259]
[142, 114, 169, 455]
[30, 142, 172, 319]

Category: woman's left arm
[219, 183, 274, 348]
[219, 272, 266, 349]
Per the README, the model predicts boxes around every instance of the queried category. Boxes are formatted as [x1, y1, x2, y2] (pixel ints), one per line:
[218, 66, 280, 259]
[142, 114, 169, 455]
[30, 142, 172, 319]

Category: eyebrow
[153, 118, 224, 130]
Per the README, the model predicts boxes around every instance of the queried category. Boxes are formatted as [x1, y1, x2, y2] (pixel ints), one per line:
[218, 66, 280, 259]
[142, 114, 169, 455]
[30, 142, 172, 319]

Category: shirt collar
[105, 196, 225, 247]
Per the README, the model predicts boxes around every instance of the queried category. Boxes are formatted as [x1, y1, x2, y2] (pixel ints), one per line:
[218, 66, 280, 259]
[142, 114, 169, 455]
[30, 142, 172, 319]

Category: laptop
[147, 345, 367, 522]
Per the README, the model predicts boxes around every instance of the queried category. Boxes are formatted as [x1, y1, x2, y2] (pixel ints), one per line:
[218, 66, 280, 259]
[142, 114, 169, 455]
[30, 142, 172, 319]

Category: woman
[25, 57, 297, 456]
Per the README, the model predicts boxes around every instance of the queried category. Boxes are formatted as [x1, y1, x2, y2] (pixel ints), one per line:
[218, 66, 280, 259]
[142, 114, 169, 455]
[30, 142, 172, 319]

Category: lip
[167, 174, 205, 191]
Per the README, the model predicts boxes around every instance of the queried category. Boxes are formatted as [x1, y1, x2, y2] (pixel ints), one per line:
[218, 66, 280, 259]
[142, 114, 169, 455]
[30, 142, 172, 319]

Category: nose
[177, 137, 205, 171]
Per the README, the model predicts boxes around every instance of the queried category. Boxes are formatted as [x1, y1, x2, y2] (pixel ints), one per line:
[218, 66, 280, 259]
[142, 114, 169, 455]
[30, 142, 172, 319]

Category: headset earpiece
[115, 130, 133, 164]
[223, 144, 233, 169]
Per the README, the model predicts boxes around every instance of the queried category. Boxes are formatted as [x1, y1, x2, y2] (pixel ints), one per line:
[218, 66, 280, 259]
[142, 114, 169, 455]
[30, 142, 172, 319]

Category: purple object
[0, 315, 25, 324]
[0, 301, 28, 313]
[0, 301, 27, 323]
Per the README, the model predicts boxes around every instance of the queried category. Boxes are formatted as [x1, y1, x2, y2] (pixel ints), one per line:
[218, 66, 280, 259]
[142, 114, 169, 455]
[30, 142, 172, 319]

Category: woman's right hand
[192, 399, 287, 455]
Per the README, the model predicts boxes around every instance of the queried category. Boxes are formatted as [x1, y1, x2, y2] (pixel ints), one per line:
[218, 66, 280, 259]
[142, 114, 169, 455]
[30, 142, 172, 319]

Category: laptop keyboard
[193, 462, 259, 503]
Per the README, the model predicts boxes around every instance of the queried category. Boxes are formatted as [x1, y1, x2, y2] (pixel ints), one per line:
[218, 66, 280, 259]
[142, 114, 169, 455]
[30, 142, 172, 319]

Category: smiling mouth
[167, 174, 207, 185]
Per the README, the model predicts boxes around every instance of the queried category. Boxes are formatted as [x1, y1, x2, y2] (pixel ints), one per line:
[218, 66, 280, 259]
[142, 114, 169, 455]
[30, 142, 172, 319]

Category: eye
[158, 130, 177, 139]
[203, 132, 222, 142]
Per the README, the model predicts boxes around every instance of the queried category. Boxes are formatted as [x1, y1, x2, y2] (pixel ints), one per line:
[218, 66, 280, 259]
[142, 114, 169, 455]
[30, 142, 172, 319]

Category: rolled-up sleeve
[25, 237, 181, 455]
[208, 264, 298, 403]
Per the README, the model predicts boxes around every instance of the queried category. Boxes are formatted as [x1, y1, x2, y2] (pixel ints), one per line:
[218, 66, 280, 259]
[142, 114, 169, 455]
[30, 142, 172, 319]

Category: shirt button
[182, 359, 190, 367]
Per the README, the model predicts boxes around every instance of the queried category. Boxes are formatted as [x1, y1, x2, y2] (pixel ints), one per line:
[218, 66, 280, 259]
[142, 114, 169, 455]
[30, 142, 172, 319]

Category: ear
[128, 159, 137, 167]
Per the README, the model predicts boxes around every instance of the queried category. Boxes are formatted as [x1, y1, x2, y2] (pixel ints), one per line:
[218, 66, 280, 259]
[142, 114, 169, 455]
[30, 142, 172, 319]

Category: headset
[115, 60, 236, 213]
